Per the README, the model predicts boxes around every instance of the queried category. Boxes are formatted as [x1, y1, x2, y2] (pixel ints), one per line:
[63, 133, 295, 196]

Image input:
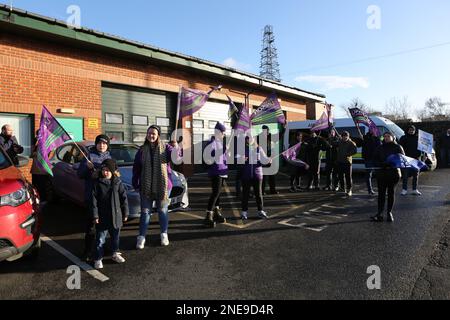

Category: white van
[283, 116, 437, 171]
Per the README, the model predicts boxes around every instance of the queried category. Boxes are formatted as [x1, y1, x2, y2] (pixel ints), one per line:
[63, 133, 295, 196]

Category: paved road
[0, 169, 449, 300]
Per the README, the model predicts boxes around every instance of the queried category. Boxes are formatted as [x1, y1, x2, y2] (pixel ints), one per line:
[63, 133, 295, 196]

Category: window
[193, 133, 204, 144]
[109, 145, 139, 166]
[193, 120, 204, 129]
[132, 132, 147, 144]
[0, 113, 32, 156]
[105, 113, 123, 124]
[209, 121, 217, 129]
[156, 117, 170, 127]
[132, 115, 148, 126]
[106, 132, 124, 142]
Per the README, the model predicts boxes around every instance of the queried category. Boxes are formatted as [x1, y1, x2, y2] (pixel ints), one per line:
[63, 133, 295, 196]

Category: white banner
[418, 129, 434, 154]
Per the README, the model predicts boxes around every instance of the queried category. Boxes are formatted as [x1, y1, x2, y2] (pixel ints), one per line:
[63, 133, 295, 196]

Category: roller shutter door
[192, 100, 232, 144]
[102, 84, 177, 144]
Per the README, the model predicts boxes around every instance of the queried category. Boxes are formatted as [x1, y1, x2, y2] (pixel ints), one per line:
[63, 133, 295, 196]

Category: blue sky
[6, 0, 450, 118]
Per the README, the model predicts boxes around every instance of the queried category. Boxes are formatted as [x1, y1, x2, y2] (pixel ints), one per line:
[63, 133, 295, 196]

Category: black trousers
[242, 179, 263, 211]
[208, 176, 225, 211]
[377, 171, 400, 214]
[338, 162, 352, 191]
[262, 174, 276, 193]
[307, 161, 321, 188]
[32, 174, 49, 202]
[324, 162, 339, 189]
[84, 215, 96, 256]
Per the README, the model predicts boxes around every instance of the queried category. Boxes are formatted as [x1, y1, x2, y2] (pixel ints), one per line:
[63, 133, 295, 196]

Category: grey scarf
[141, 141, 169, 201]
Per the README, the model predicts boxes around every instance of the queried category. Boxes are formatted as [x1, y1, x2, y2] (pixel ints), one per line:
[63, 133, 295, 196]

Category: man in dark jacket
[438, 128, 450, 168]
[399, 125, 422, 196]
[336, 131, 358, 196]
[305, 130, 327, 190]
[323, 128, 340, 191]
[362, 131, 382, 195]
[0, 124, 24, 166]
[77, 134, 112, 261]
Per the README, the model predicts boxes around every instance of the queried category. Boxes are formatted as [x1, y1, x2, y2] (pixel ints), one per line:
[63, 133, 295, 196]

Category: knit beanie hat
[95, 134, 110, 146]
[101, 159, 118, 174]
[215, 122, 226, 133]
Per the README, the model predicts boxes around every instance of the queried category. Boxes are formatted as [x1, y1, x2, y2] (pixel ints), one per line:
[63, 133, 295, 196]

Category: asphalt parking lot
[1, 169, 449, 300]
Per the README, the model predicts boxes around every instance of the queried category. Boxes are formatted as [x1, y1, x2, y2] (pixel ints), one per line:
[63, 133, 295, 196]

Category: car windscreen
[109, 145, 139, 166]
[0, 148, 12, 170]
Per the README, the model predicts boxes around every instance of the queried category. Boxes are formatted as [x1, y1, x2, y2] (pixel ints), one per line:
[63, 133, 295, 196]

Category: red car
[0, 147, 41, 262]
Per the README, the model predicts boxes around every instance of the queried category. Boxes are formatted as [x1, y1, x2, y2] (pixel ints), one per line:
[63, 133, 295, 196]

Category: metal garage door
[102, 83, 177, 144]
[192, 100, 232, 145]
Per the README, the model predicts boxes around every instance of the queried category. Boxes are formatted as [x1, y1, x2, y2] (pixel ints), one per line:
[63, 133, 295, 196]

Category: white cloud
[222, 57, 252, 71]
[295, 75, 370, 90]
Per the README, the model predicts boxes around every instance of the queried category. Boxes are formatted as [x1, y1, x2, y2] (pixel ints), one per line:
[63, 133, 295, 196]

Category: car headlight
[0, 186, 30, 207]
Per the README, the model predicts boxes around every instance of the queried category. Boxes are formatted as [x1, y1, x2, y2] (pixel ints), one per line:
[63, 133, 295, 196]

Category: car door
[52, 144, 85, 206]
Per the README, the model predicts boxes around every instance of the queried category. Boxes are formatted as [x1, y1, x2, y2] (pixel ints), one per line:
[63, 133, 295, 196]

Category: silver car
[49, 141, 189, 218]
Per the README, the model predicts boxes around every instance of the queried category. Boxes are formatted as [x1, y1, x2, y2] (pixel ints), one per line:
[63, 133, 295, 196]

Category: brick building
[0, 5, 326, 178]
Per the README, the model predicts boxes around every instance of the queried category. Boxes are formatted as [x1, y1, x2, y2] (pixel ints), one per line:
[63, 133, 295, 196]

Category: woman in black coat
[91, 159, 129, 269]
[371, 132, 405, 222]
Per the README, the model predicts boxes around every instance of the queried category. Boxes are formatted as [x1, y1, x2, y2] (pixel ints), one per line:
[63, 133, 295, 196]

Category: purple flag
[311, 111, 330, 132]
[234, 103, 251, 132]
[37, 106, 72, 176]
[281, 142, 302, 160]
[226, 95, 239, 120]
[282, 143, 308, 168]
[178, 86, 221, 118]
[251, 93, 286, 126]
[348, 107, 380, 137]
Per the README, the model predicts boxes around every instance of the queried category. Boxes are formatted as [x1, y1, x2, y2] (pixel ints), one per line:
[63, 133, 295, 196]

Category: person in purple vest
[204, 122, 228, 228]
[239, 136, 271, 220]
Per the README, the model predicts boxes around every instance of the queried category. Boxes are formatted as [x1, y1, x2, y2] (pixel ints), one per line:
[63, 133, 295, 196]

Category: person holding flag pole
[35, 105, 97, 260]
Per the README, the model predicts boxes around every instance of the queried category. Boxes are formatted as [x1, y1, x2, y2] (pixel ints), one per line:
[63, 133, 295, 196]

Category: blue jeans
[94, 228, 120, 261]
[139, 194, 170, 236]
[402, 168, 419, 190]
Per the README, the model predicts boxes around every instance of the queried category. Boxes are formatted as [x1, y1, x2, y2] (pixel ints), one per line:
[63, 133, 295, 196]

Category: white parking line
[41, 235, 109, 282]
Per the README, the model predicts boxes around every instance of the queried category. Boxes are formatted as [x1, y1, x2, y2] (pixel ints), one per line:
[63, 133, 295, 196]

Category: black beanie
[95, 134, 110, 146]
[148, 125, 161, 136]
[101, 159, 118, 174]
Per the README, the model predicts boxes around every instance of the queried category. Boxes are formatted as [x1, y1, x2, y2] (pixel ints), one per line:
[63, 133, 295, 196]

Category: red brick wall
[0, 31, 311, 178]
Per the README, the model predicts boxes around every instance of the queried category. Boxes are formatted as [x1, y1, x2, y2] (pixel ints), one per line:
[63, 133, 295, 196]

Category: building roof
[0, 4, 326, 102]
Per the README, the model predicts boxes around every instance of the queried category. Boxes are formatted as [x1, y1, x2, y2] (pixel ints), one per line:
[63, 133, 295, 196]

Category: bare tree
[418, 97, 450, 121]
[340, 98, 378, 117]
[384, 96, 412, 121]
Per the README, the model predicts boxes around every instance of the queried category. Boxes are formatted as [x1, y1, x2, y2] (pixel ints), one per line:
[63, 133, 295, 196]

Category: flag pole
[174, 86, 182, 143]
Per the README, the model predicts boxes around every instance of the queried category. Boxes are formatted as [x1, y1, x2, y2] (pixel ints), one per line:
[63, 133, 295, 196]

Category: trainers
[412, 190, 422, 196]
[204, 211, 216, 228]
[241, 211, 248, 220]
[368, 190, 376, 195]
[136, 236, 146, 250]
[289, 187, 296, 193]
[94, 259, 103, 269]
[160, 233, 169, 246]
[346, 190, 353, 197]
[112, 252, 125, 263]
[213, 207, 226, 224]
[258, 211, 269, 219]
[401, 189, 408, 196]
